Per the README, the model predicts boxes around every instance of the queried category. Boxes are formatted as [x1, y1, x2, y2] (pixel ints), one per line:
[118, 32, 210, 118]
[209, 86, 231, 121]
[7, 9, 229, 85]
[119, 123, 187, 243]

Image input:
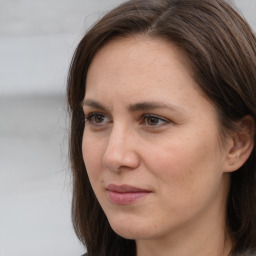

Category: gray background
[0, 0, 255, 255]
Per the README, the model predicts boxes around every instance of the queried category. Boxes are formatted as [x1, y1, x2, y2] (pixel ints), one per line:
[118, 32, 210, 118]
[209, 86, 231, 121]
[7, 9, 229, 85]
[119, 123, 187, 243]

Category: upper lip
[106, 184, 151, 193]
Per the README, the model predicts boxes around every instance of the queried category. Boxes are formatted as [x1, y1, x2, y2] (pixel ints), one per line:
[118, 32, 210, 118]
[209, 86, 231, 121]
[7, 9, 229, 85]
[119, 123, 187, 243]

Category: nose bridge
[102, 122, 139, 171]
[107, 124, 126, 154]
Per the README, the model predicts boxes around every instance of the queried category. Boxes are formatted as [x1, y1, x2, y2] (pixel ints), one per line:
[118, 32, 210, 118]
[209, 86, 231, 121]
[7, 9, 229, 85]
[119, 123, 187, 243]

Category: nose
[102, 125, 140, 172]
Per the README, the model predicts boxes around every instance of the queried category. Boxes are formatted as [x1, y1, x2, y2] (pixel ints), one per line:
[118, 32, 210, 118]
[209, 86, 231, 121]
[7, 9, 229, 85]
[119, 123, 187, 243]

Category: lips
[106, 184, 151, 205]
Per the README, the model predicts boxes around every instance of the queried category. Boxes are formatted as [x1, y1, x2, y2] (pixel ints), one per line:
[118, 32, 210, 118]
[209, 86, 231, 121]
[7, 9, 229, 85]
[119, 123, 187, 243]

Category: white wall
[235, 0, 256, 28]
[0, 0, 124, 96]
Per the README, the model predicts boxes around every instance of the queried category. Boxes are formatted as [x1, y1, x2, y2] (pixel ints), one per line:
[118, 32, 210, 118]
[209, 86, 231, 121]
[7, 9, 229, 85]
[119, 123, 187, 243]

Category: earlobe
[224, 115, 255, 173]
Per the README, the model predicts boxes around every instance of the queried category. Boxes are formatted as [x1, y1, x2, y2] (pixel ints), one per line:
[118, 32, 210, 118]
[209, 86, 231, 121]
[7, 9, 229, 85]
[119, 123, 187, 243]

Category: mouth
[106, 184, 151, 205]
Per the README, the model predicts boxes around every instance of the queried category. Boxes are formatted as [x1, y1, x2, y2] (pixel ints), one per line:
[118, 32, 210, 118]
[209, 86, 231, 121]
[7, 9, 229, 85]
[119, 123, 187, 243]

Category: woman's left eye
[143, 114, 170, 126]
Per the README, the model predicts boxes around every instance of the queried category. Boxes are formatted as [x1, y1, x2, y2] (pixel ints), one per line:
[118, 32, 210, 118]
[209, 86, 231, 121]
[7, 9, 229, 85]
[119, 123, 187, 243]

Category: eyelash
[85, 112, 110, 125]
[142, 114, 170, 127]
[84, 112, 170, 128]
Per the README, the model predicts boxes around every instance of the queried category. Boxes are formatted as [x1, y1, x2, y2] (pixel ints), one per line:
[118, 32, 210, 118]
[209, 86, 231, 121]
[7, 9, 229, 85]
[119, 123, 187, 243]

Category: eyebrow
[82, 99, 107, 111]
[128, 102, 184, 113]
[82, 99, 184, 113]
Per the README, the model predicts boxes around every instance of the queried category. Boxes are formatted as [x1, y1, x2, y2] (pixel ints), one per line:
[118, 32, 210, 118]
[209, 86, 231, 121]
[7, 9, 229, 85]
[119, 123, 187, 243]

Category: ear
[224, 115, 255, 173]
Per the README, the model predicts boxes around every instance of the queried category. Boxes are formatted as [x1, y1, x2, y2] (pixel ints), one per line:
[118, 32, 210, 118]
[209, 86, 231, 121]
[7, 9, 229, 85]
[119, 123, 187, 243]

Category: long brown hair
[67, 0, 256, 255]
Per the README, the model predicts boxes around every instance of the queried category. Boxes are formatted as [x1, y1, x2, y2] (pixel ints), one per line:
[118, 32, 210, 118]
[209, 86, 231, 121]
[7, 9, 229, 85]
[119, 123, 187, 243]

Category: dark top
[82, 250, 256, 256]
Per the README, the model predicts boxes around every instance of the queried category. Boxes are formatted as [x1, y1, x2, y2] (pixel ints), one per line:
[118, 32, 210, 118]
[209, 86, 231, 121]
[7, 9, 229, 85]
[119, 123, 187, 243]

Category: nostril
[101, 127, 140, 171]
[102, 148, 140, 172]
[102, 151, 122, 172]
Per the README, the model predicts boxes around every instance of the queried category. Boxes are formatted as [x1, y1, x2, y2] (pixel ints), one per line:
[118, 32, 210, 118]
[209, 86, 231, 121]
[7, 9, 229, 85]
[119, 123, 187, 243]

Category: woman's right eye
[85, 112, 111, 126]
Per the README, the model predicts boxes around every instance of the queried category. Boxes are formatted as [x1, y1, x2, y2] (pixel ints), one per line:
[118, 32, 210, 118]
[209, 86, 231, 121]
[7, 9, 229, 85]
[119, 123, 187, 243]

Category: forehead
[88, 35, 192, 78]
[85, 36, 197, 98]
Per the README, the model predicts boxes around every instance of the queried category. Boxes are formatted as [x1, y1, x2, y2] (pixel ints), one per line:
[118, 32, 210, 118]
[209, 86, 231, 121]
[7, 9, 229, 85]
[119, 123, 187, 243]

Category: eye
[85, 112, 111, 126]
[143, 114, 170, 126]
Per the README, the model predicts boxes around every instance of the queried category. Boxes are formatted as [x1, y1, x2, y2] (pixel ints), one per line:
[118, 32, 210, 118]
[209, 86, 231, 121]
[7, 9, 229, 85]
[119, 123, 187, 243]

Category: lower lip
[107, 190, 150, 205]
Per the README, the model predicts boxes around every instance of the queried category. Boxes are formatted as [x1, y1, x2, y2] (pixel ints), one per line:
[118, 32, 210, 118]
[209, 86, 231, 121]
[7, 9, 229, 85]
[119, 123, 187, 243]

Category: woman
[67, 0, 256, 255]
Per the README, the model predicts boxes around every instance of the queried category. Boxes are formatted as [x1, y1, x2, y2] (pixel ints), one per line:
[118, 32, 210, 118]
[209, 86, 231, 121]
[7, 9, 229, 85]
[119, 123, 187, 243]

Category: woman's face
[82, 37, 230, 242]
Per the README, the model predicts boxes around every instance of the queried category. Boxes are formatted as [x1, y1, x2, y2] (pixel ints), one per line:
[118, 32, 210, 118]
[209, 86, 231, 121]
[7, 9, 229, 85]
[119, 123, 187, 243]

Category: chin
[107, 215, 156, 240]
[111, 224, 148, 240]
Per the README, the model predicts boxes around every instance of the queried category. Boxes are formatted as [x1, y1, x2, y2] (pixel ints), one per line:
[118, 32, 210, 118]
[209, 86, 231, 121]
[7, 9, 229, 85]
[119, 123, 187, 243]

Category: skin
[82, 36, 234, 256]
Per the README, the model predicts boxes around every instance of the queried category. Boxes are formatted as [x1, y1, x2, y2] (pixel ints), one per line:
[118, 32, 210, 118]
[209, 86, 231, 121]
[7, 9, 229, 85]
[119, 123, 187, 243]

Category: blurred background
[0, 0, 255, 255]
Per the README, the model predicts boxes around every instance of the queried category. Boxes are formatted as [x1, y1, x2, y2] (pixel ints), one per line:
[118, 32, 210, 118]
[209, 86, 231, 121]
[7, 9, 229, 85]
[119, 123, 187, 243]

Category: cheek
[145, 131, 224, 203]
[82, 131, 105, 183]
